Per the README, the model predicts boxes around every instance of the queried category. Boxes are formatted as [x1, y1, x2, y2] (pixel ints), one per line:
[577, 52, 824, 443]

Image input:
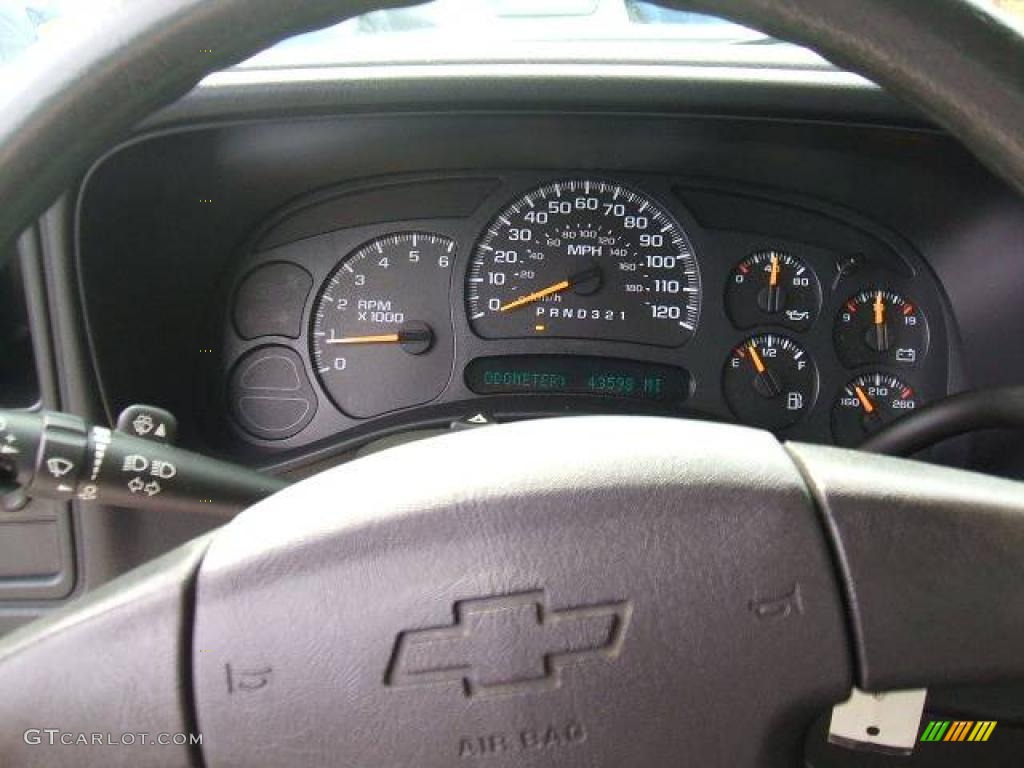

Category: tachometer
[311, 233, 455, 419]
[467, 180, 701, 346]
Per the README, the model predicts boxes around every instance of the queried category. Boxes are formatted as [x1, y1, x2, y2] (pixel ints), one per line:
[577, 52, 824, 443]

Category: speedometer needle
[498, 267, 602, 312]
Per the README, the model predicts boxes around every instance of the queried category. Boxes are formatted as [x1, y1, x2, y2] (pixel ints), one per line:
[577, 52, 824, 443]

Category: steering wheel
[2, 2, 1023, 766]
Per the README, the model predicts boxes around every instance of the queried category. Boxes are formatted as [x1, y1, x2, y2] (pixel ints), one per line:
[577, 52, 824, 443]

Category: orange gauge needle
[499, 279, 570, 312]
[326, 326, 433, 349]
[748, 343, 767, 374]
[873, 291, 886, 326]
[746, 342, 781, 397]
[763, 253, 784, 313]
[854, 385, 876, 414]
[871, 290, 891, 351]
[498, 266, 602, 313]
[769, 254, 781, 287]
[326, 333, 400, 345]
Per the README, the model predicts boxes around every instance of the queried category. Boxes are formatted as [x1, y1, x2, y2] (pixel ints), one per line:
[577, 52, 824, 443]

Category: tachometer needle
[854, 385, 876, 414]
[498, 266, 602, 312]
[326, 326, 433, 350]
[326, 333, 401, 345]
[873, 291, 886, 326]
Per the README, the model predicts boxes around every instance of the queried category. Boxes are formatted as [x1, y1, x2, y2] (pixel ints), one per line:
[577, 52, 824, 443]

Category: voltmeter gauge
[725, 250, 821, 331]
[723, 333, 817, 431]
[832, 373, 921, 446]
[834, 289, 929, 368]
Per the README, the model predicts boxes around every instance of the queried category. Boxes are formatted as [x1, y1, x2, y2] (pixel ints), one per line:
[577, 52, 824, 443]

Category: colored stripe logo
[920, 720, 996, 742]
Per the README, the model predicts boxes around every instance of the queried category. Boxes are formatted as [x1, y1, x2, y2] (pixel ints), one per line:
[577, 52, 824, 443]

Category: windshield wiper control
[0, 408, 287, 516]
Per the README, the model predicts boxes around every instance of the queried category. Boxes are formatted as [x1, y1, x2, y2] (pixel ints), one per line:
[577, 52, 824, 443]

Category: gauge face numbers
[725, 250, 821, 331]
[723, 334, 817, 431]
[834, 289, 929, 368]
[466, 180, 701, 346]
[832, 373, 920, 446]
[311, 233, 455, 419]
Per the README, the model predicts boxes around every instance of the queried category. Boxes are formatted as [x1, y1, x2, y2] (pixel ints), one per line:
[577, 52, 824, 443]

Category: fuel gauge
[723, 333, 817, 431]
[725, 250, 821, 331]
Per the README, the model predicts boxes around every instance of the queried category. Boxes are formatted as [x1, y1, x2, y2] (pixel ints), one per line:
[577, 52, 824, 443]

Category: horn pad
[193, 417, 851, 767]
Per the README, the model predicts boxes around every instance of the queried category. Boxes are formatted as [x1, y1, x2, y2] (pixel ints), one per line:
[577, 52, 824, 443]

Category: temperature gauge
[723, 333, 817, 431]
[834, 289, 929, 368]
[725, 250, 821, 331]
[832, 373, 921, 446]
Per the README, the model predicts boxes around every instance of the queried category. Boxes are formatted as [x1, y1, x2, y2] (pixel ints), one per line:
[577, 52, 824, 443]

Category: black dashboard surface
[74, 112, 1024, 474]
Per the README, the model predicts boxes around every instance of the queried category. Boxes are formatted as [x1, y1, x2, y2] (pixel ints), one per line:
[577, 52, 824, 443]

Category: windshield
[1, 0, 1023, 71]
[243, 0, 787, 68]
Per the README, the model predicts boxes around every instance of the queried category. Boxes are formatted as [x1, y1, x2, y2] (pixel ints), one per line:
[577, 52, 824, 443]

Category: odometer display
[465, 356, 690, 404]
[467, 180, 701, 346]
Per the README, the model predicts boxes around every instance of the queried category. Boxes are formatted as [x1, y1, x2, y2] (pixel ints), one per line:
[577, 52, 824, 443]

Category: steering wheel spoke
[790, 444, 1024, 691]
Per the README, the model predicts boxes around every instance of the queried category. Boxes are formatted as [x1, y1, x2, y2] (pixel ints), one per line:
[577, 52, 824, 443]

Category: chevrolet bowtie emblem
[386, 591, 632, 698]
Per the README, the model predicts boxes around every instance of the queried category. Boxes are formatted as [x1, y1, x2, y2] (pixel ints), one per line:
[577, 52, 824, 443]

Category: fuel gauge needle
[748, 343, 781, 397]
[748, 343, 767, 374]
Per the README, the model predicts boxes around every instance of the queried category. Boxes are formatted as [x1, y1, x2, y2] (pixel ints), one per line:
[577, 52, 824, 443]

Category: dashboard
[70, 103, 1024, 484]
[8, 65, 1024, 641]
[220, 171, 950, 453]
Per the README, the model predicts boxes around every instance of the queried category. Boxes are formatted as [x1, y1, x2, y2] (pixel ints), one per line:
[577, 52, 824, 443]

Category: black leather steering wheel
[1, 2, 1024, 767]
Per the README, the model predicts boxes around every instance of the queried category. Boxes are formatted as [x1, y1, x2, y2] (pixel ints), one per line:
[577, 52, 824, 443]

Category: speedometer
[467, 180, 701, 346]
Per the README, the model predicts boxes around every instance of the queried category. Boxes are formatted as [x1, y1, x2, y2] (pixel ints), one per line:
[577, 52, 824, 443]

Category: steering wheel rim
[1, 1, 1023, 767]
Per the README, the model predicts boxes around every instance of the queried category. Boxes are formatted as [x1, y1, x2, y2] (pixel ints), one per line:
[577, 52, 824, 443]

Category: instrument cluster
[218, 172, 951, 453]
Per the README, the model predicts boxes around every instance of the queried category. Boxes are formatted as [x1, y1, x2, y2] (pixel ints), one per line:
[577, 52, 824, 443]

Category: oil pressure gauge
[725, 250, 821, 331]
[834, 289, 929, 368]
